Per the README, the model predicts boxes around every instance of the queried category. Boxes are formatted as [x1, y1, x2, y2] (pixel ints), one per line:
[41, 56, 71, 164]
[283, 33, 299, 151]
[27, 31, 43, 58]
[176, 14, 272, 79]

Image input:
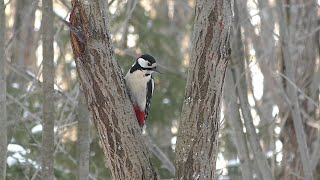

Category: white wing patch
[151, 79, 154, 95]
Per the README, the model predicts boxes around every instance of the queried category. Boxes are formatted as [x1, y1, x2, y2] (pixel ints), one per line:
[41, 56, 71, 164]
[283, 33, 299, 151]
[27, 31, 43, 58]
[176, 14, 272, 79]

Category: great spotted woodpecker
[124, 54, 161, 127]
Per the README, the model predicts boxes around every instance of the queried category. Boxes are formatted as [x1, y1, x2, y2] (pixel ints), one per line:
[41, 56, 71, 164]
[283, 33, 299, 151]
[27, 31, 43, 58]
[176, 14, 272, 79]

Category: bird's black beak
[153, 67, 162, 74]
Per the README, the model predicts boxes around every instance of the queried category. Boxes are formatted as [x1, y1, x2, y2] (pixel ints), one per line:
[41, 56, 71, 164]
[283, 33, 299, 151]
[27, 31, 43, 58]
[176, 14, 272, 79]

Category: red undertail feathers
[133, 105, 145, 127]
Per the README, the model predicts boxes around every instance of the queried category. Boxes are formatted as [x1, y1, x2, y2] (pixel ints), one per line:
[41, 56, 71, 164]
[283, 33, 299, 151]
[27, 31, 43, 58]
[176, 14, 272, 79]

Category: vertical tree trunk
[231, 49, 274, 180]
[77, 92, 90, 180]
[69, 1, 156, 179]
[11, 0, 37, 68]
[231, 3, 274, 179]
[224, 70, 253, 180]
[255, 0, 277, 173]
[8, 0, 38, 84]
[41, 0, 55, 179]
[0, 0, 7, 179]
[175, 0, 233, 179]
[277, 0, 315, 179]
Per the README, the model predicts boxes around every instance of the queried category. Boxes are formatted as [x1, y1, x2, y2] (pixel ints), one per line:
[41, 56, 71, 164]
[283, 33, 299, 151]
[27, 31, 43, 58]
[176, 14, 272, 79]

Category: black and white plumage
[124, 54, 160, 127]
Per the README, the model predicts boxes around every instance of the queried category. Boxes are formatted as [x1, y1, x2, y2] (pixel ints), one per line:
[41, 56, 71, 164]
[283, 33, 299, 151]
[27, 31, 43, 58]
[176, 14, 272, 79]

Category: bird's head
[134, 54, 161, 74]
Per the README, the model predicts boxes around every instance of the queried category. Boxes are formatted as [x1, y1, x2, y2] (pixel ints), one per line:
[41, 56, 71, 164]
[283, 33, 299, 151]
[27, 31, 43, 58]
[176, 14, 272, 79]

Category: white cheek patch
[138, 58, 149, 68]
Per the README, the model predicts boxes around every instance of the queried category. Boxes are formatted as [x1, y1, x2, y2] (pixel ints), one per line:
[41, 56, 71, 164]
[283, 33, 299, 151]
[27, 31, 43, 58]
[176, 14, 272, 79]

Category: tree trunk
[0, 0, 7, 179]
[175, 0, 233, 179]
[224, 70, 253, 180]
[69, 0, 156, 179]
[277, 0, 316, 179]
[231, 48, 274, 180]
[9, 0, 38, 82]
[41, 0, 55, 179]
[77, 91, 90, 180]
[231, 3, 274, 179]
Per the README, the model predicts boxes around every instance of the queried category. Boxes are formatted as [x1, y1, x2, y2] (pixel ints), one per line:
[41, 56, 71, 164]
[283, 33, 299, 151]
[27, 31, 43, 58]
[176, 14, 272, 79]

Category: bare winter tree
[10, 0, 37, 74]
[0, 0, 7, 179]
[277, 1, 317, 179]
[77, 92, 90, 180]
[69, 0, 156, 179]
[41, 0, 55, 179]
[224, 70, 254, 180]
[229, 2, 274, 180]
[175, 0, 233, 179]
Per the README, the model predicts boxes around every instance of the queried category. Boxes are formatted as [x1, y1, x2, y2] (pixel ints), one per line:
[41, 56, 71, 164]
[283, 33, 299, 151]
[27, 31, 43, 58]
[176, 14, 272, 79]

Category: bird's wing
[145, 78, 154, 120]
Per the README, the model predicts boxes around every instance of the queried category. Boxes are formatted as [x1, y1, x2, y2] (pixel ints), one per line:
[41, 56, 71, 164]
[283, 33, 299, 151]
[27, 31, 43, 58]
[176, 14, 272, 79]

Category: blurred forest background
[1, 0, 320, 179]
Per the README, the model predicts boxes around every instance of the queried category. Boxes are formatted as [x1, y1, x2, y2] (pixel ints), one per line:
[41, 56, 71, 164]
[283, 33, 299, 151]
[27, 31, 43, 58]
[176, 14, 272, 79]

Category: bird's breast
[125, 71, 151, 110]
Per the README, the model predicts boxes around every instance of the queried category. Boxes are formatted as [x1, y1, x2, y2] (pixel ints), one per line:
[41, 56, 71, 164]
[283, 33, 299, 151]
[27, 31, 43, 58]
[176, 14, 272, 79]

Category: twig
[274, 72, 319, 109]
[58, 17, 86, 43]
[119, 0, 137, 47]
[6, 94, 42, 122]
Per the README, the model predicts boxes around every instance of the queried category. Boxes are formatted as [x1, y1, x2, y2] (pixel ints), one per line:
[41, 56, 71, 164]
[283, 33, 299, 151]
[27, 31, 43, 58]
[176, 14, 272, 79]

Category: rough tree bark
[41, 0, 55, 179]
[69, 0, 156, 179]
[175, 0, 233, 179]
[0, 0, 7, 179]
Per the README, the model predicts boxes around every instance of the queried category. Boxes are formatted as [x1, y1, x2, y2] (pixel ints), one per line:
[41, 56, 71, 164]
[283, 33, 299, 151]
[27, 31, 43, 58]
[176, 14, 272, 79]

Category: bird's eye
[148, 63, 152, 66]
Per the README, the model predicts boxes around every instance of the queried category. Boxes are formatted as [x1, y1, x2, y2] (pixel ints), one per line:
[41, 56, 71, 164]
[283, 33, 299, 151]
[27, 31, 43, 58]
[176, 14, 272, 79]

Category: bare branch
[56, 13, 86, 43]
